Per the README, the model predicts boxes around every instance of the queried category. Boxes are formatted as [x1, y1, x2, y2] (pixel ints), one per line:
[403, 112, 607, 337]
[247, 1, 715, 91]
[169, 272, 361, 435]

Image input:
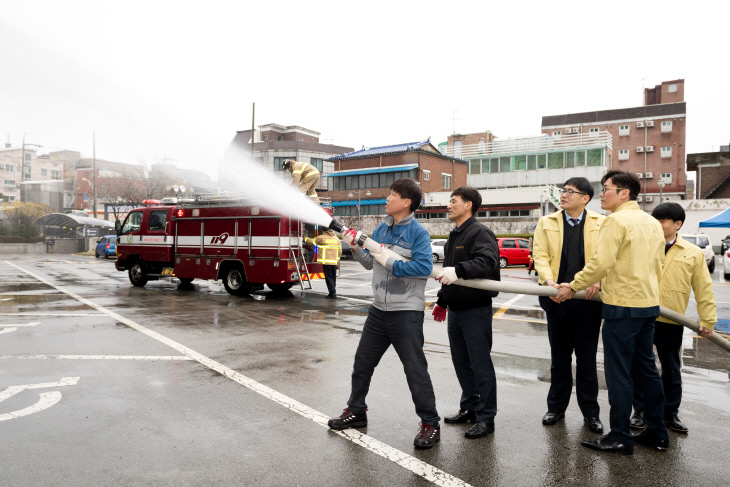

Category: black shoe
[325, 294, 337, 299]
[630, 410, 646, 430]
[542, 411, 565, 425]
[414, 422, 440, 449]
[581, 434, 634, 455]
[633, 430, 669, 451]
[584, 417, 604, 434]
[444, 409, 476, 424]
[465, 421, 494, 439]
[664, 414, 688, 433]
[327, 408, 367, 430]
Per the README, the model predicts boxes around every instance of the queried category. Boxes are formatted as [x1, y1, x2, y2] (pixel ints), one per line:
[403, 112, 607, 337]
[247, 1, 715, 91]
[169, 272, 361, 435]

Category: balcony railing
[445, 131, 613, 159]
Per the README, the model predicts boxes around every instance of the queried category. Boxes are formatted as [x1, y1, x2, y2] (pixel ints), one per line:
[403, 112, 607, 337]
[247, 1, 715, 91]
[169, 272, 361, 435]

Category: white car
[680, 233, 715, 273]
[724, 248, 730, 280]
[431, 239, 447, 263]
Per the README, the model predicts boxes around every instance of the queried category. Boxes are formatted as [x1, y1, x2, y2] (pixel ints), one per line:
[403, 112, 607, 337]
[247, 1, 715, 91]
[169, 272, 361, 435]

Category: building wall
[645, 80, 684, 106]
[447, 131, 496, 148]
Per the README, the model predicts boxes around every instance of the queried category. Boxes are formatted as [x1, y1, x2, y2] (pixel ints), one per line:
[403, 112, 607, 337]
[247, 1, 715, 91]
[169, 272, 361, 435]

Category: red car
[497, 238, 531, 268]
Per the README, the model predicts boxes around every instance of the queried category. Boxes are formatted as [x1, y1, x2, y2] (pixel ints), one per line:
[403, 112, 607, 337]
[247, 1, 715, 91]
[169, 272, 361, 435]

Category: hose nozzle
[328, 218, 346, 233]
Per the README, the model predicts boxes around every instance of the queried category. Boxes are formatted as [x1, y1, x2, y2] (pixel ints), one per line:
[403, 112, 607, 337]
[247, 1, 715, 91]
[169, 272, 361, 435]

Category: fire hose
[328, 219, 730, 354]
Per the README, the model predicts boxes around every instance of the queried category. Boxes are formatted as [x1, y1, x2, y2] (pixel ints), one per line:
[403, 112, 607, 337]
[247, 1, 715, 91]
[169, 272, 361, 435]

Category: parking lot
[1, 254, 729, 486]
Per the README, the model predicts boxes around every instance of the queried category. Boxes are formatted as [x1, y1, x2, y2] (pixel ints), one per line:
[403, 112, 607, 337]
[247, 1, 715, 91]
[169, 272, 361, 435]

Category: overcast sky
[2, 1, 728, 180]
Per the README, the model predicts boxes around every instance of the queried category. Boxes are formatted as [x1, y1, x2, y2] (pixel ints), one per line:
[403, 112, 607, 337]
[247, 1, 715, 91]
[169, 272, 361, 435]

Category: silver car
[431, 239, 447, 263]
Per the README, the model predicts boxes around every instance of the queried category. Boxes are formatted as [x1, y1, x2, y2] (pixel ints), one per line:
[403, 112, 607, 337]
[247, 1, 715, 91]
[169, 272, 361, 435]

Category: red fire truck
[114, 197, 327, 295]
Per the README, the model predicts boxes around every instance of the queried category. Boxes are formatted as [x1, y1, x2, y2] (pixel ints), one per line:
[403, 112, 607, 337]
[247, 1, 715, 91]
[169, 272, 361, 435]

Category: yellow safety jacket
[304, 235, 342, 265]
[533, 209, 605, 285]
[571, 201, 665, 308]
[288, 161, 319, 186]
[657, 235, 717, 329]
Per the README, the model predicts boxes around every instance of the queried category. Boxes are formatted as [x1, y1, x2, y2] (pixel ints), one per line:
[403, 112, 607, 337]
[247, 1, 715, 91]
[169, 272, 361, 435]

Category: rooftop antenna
[451, 111, 461, 134]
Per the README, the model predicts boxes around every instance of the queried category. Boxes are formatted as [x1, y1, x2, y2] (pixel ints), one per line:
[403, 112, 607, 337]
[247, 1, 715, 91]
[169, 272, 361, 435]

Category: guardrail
[445, 132, 613, 159]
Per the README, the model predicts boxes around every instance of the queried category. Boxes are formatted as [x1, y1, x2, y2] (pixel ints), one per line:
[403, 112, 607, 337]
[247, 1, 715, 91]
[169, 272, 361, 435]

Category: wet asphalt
[1, 254, 729, 486]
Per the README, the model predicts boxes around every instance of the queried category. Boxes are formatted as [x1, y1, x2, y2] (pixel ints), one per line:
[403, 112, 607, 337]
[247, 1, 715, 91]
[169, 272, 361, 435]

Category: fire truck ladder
[290, 232, 313, 291]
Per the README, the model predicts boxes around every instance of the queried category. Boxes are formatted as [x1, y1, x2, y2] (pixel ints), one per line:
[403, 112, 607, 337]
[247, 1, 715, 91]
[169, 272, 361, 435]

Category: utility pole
[92, 133, 96, 219]
[251, 102, 255, 156]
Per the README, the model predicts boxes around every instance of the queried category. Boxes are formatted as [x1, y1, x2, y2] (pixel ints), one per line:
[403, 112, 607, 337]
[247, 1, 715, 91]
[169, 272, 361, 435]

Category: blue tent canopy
[698, 208, 730, 228]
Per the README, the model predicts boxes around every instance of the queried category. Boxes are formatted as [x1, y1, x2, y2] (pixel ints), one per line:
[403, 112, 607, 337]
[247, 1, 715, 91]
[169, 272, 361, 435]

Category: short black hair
[450, 186, 481, 216]
[601, 170, 641, 200]
[563, 177, 594, 199]
[390, 178, 422, 213]
[651, 202, 685, 227]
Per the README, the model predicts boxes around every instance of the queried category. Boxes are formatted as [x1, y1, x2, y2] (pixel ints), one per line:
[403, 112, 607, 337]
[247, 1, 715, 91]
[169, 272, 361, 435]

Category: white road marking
[0, 355, 193, 360]
[1, 322, 40, 327]
[0, 313, 105, 316]
[0, 328, 17, 335]
[493, 294, 526, 319]
[6, 260, 470, 487]
[0, 377, 80, 422]
[339, 270, 373, 278]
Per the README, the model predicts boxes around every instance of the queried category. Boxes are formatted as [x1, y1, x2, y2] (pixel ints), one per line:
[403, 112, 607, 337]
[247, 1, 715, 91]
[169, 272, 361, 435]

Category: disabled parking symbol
[0, 377, 80, 421]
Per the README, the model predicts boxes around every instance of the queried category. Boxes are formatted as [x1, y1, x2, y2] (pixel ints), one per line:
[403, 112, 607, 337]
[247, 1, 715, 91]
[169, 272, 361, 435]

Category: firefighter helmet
[282, 160, 292, 171]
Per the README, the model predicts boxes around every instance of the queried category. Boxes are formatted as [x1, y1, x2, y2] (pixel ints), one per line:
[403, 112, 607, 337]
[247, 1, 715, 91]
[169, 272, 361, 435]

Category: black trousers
[632, 320, 684, 417]
[323, 264, 337, 295]
[539, 297, 602, 417]
[348, 306, 440, 426]
[447, 305, 497, 422]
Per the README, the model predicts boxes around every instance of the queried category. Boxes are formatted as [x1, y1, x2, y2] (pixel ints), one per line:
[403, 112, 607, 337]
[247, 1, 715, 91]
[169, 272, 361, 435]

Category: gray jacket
[353, 213, 433, 312]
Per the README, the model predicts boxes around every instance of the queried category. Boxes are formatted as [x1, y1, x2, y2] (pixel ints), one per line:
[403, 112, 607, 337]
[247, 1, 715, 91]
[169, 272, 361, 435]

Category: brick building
[226, 123, 353, 194]
[325, 138, 466, 228]
[686, 145, 730, 199]
[541, 79, 688, 208]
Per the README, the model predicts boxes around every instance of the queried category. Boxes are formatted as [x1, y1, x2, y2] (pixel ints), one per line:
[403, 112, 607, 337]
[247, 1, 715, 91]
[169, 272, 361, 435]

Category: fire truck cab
[114, 198, 326, 295]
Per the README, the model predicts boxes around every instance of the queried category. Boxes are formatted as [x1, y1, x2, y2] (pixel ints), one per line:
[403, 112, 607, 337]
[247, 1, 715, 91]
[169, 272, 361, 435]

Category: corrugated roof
[331, 199, 387, 207]
[323, 164, 418, 177]
[542, 102, 686, 127]
[334, 138, 432, 158]
[34, 213, 115, 229]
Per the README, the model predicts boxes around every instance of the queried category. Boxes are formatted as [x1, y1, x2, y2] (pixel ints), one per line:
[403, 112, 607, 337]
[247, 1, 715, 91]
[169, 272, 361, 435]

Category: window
[619, 125, 630, 136]
[587, 149, 603, 166]
[619, 149, 629, 161]
[668, 83, 677, 93]
[442, 173, 451, 190]
[299, 138, 304, 141]
[5, 164, 14, 172]
[481, 159, 490, 173]
[148, 210, 167, 231]
[661, 121, 673, 133]
[25, 153, 31, 162]
[575, 151, 586, 166]
[476, 211, 488, 217]
[589, 127, 599, 133]
[310, 158, 323, 172]
[502, 239, 516, 249]
[277, 136, 282, 141]
[51, 170, 60, 179]
[537, 154, 547, 169]
[548, 152, 564, 169]
[263, 135, 268, 141]
[661, 146, 672, 158]
[500, 157, 511, 172]
[565, 152, 575, 168]
[41, 169, 48, 176]
[423, 170, 430, 181]
[490, 158, 500, 173]
[552, 131, 561, 136]
[273, 157, 289, 171]
[518, 239, 530, 249]
[4, 179, 15, 186]
[514, 155, 527, 171]
[527, 155, 537, 171]
[469, 160, 480, 174]
[121, 211, 143, 234]
[660, 172, 672, 184]
[453, 140, 462, 158]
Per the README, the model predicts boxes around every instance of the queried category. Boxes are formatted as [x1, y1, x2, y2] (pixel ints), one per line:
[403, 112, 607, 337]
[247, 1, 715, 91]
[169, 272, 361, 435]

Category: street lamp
[657, 179, 666, 202]
[82, 178, 94, 215]
[348, 189, 371, 229]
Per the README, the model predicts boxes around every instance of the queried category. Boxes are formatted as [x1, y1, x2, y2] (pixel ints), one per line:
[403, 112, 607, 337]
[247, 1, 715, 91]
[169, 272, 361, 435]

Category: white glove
[436, 267, 458, 285]
[372, 244, 390, 268]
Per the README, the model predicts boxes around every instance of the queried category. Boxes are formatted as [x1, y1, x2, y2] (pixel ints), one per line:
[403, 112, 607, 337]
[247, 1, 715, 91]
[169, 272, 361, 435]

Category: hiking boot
[414, 422, 440, 449]
[327, 408, 367, 430]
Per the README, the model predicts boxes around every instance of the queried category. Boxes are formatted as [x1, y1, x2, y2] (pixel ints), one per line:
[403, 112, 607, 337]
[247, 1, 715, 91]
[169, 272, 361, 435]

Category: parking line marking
[0, 355, 193, 360]
[0, 313, 106, 317]
[6, 261, 470, 487]
[493, 294, 525, 319]
[1, 322, 40, 327]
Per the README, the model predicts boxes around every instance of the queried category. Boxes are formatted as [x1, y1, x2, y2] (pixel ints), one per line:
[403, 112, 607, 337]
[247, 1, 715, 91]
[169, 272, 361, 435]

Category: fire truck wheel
[178, 278, 194, 286]
[223, 268, 252, 296]
[267, 282, 294, 293]
[128, 261, 149, 287]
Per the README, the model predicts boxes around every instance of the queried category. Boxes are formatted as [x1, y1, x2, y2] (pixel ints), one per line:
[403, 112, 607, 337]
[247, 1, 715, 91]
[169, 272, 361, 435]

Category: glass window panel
[481, 159, 490, 173]
[470, 160, 480, 174]
[345, 176, 352, 189]
[359, 175, 366, 188]
[575, 151, 586, 166]
[566, 152, 575, 168]
[502, 239, 516, 248]
[500, 157, 511, 172]
[410, 169, 417, 179]
[548, 152, 564, 169]
[515, 155, 527, 171]
[490, 158, 499, 173]
[527, 155, 537, 171]
[333, 177, 340, 190]
[587, 149, 602, 166]
[380, 173, 387, 187]
[537, 154, 547, 169]
[386, 172, 394, 186]
[518, 239, 530, 248]
[328, 178, 334, 191]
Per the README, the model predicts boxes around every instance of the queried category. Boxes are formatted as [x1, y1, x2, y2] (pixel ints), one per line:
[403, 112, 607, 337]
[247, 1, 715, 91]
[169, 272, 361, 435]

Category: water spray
[335, 219, 730, 354]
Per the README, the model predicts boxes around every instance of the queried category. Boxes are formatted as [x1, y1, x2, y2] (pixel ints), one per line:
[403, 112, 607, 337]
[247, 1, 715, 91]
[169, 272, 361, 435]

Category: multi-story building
[324, 138, 467, 233]
[541, 79, 688, 208]
[225, 123, 353, 194]
[686, 145, 730, 199]
[1, 144, 64, 202]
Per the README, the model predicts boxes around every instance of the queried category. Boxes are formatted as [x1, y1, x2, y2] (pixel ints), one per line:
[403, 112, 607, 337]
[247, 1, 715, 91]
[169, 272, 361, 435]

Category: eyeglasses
[601, 186, 627, 194]
[559, 189, 588, 197]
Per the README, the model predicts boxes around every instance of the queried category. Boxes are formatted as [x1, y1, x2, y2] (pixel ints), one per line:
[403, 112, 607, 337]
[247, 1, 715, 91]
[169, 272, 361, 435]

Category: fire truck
[114, 196, 328, 295]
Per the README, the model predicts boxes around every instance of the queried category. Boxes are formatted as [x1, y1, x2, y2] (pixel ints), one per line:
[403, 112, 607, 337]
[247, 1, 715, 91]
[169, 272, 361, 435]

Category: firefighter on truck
[282, 159, 320, 203]
[303, 229, 342, 299]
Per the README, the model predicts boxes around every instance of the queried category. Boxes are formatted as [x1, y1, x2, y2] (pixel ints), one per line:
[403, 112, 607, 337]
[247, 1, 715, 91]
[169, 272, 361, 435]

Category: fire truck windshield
[120, 211, 143, 234]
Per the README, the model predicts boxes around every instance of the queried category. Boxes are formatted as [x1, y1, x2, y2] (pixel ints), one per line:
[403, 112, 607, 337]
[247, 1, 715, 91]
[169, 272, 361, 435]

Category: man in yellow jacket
[283, 159, 320, 203]
[303, 229, 342, 299]
[533, 177, 605, 434]
[630, 202, 716, 434]
[554, 170, 668, 455]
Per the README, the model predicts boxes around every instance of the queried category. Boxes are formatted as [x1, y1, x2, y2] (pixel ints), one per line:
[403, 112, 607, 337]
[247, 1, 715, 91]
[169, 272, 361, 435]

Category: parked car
[95, 234, 118, 259]
[721, 235, 730, 254]
[431, 239, 447, 263]
[724, 248, 730, 280]
[680, 233, 715, 273]
[497, 237, 531, 268]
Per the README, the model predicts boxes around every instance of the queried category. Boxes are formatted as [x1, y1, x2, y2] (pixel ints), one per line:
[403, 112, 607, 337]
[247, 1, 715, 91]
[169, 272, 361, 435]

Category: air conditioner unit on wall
[637, 122, 645, 128]
[646, 121, 655, 127]
[645, 196, 654, 203]
[645, 146, 654, 152]
[636, 173, 644, 179]
[573, 128, 580, 133]
[637, 195, 644, 202]
[636, 146, 644, 153]
[645, 172, 654, 178]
